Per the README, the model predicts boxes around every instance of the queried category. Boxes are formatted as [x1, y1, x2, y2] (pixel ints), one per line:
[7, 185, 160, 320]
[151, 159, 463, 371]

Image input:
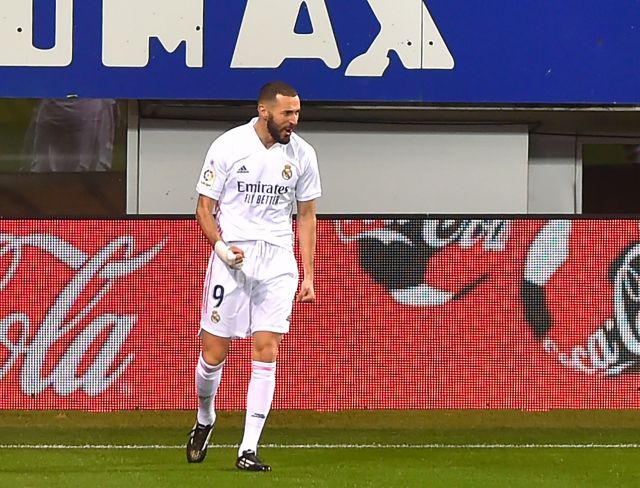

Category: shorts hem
[250, 325, 290, 335]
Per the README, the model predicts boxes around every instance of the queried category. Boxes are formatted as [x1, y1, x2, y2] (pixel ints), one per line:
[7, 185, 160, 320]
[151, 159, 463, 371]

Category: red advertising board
[1, 218, 640, 410]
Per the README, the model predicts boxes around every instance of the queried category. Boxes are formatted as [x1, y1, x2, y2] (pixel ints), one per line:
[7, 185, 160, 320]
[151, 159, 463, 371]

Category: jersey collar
[250, 117, 284, 151]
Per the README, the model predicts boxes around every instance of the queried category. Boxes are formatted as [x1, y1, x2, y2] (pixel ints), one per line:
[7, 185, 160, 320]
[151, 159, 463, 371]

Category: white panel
[299, 123, 528, 213]
[138, 119, 235, 214]
[528, 134, 576, 213]
[138, 119, 528, 214]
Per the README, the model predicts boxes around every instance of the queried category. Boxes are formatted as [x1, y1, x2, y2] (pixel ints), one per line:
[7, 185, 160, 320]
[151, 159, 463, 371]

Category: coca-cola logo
[0, 233, 164, 396]
[337, 219, 509, 306]
[522, 221, 640, 376]
[342, 218, 640, 377]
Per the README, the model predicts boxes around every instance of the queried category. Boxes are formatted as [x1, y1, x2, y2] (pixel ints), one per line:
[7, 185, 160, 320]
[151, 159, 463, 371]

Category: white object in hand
[214, 240, 243, 270]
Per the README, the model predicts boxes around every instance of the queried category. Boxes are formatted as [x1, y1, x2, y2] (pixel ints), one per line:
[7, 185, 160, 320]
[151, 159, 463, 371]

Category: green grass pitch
[1, 410, 639, 487]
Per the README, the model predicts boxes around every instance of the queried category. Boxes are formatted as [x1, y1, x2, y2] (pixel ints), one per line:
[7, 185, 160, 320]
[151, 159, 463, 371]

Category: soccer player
[186, 81, 321, 471]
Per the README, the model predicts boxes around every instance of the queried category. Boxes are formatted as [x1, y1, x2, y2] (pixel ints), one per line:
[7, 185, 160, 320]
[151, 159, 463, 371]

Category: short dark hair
[258, 81, 298, 104]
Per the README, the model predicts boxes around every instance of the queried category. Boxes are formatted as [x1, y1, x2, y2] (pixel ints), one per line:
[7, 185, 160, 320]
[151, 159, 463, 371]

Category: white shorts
[199, 240, 299, 339]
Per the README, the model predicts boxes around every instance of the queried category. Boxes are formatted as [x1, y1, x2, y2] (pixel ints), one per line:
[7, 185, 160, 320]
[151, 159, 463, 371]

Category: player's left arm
[296, 199, 317, 303]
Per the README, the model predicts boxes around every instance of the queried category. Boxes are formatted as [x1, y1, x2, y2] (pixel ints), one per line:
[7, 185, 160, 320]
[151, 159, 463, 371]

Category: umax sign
[0, 1, 638, 103]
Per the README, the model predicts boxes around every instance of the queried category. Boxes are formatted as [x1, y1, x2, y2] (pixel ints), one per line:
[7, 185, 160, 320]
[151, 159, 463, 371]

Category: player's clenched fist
[214, 240, 244, 270]
[296, 280, 315, 303]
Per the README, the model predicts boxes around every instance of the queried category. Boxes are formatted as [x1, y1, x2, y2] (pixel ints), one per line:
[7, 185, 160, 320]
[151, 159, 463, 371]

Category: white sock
[238, 361, 276, 456]
[195, 353, 224, 426]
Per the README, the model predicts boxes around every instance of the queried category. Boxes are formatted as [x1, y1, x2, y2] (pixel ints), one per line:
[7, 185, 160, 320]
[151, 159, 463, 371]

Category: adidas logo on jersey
[237, 165, 249, 174]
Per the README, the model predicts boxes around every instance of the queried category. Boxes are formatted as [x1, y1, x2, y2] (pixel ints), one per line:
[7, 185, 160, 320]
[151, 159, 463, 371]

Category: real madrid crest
[210, 310, 220, 323]
[282, 164, 292, 180]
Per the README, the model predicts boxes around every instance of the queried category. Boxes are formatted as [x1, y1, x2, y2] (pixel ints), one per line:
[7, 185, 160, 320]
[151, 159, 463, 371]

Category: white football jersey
[196, 118, 322, 250]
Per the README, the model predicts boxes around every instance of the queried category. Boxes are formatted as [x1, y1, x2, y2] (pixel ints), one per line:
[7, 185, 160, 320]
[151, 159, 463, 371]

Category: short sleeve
[296, 146, 322, 202]
[196, 139, 228, 200]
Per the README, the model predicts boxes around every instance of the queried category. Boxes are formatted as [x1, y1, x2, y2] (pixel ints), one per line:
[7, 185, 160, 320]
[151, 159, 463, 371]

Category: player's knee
[201, 349, 227, 366]
[252, 343, 279, 362]
[252, 335, 281, 362]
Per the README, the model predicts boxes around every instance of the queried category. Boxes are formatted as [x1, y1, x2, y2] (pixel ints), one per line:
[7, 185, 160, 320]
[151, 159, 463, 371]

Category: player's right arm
[195, 194, 222, 247]
[195, 138, 244, 268]
[196, 194, 244, 268]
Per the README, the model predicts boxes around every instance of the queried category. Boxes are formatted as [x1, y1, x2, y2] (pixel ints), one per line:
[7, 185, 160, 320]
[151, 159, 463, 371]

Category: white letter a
[232, 0, 341, 69]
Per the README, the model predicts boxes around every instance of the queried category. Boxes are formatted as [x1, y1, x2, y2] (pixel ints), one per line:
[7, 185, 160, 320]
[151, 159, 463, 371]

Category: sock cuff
[251, 360, 276, 378]
[198, 354, 225, 378]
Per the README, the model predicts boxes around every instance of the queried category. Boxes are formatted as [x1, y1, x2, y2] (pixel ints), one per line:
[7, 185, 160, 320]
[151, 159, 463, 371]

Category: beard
[267, 114, 291, 145]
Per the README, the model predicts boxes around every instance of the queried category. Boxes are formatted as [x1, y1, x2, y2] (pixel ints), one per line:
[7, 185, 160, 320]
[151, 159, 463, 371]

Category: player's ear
[257, 103, 268, 119]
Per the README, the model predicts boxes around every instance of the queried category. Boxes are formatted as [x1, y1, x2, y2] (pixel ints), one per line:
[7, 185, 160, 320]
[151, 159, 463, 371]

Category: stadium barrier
[1, 217, 639, 410]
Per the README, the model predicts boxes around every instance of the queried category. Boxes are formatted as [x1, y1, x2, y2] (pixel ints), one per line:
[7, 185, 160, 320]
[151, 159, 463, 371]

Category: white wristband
[214, 240, 242, 269]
